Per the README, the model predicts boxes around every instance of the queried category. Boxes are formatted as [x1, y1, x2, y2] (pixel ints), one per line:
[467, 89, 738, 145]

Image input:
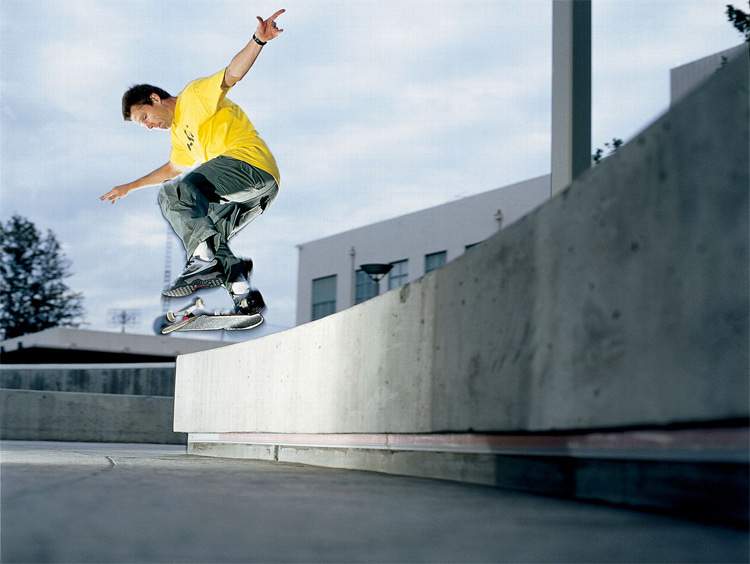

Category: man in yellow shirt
[101, 9, 285, 315]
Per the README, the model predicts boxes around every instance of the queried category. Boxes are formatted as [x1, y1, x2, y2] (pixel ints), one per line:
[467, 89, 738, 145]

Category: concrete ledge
[0, 389, 185, 444]
[175, 52, 749, 436]
[0, 363, 176, 396]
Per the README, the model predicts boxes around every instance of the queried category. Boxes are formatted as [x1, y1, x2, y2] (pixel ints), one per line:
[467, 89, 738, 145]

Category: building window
[388, 260, 408, 290]
[312, 275, 337, 320]
[355, 269, 379, 304]
[425, 251, 447, 274]
[465, 241, 484, 251]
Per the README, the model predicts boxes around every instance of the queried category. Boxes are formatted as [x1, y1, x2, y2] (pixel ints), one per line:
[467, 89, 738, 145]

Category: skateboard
[162, 297, 264, 334]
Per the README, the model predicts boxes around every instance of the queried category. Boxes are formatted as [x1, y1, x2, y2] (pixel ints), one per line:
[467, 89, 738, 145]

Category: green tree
[726, 3, 750, 42]
[592, 138, 623, 164]
[0, 215, 84, 339]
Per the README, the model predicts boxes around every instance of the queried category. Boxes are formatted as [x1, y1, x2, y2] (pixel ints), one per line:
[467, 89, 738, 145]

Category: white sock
[231, 280, 250, 295]
[192, 241, 214, 262]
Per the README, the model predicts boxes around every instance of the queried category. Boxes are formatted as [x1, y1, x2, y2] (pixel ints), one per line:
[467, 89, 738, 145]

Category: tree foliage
[592, 138, 623, 164]
[727, 3, 750, 42]
[0, 215, 84, 339]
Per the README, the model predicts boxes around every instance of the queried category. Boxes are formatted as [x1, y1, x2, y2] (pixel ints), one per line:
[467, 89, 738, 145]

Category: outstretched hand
[100, 185, 131, 205]
[255, 9, 285, 42]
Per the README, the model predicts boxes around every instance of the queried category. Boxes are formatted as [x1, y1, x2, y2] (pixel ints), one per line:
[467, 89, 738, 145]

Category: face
[130, 95, 173, 130]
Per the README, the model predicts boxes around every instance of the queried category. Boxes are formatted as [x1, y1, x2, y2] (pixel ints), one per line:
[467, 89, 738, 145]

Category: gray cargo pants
[158, 155, 278, 287]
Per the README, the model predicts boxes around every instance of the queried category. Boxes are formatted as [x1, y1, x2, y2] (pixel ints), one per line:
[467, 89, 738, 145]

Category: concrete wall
[0, 389, 184, 444]
[1, 363, 184, 444]
[175, 52, 748, 436]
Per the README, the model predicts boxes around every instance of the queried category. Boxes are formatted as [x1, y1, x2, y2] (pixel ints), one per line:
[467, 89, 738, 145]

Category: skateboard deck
[162, 312, 264, 334]
[161, 296, 264, 334]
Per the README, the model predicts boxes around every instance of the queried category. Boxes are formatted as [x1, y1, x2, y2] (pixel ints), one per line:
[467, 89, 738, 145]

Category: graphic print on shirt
[184, 126, 195, 152]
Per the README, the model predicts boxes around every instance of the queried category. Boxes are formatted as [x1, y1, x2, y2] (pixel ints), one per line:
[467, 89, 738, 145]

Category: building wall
[670, 43, 747, 106]
[296, 175, 551, 325]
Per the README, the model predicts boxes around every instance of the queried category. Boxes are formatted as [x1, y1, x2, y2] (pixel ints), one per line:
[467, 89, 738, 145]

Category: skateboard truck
[166, 297, 204, 323]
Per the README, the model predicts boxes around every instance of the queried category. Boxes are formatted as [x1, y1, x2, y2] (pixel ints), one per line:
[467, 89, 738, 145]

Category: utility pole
[551, 0, 591, 197]
[161, 228, 173, 314]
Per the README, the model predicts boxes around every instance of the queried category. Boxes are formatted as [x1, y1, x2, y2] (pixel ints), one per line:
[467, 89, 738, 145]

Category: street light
[359, 263, 393, 283]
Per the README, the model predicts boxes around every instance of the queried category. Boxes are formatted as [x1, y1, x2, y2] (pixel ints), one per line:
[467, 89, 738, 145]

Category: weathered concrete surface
[0, 390, 185, 444]
[2, 441, 747, 564]
[431, 50, 749, 432]
[0, 363, 176, 396]
[174, 52, 748, 436]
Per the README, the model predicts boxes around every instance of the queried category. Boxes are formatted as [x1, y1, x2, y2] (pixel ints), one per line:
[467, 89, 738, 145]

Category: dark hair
[121, 84, 172, 121]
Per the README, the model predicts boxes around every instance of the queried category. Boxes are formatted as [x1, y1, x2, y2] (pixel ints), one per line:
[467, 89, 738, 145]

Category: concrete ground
[1, 441, 747, 563]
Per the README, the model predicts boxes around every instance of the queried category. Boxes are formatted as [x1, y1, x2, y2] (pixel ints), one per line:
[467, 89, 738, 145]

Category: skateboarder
[100, 9, 285, 316]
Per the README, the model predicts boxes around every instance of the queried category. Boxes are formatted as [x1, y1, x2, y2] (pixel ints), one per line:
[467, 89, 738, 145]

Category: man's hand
[255, 9, 285, 43]
[224, 9, 286, 89]
[100, 184, 132, 205]
[100, 162, 184, 205]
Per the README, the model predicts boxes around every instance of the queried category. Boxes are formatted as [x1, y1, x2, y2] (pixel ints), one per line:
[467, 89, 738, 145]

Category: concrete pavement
[1, 441, 747, 563]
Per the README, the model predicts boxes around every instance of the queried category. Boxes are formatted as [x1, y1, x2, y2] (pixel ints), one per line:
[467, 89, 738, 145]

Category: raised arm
[223, 9, 285, 89]
[100, 161, 185, 205]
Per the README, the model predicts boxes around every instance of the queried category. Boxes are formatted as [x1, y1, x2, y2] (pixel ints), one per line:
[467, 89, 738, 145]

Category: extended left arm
[224, 9, 285, 89]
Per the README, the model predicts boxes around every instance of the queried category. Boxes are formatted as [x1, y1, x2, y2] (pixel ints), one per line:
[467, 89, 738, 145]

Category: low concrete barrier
[0, 363, 183, 444]
[0, 389, 185, 444]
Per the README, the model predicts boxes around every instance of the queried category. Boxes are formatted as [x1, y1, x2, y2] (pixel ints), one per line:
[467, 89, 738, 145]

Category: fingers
[257, 9, 285, 31]
[100, 189, 119, 204]
[255, 10, 285, 41]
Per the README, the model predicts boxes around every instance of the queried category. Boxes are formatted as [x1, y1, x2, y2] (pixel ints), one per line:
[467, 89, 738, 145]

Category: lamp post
[360, 263, 393, 298]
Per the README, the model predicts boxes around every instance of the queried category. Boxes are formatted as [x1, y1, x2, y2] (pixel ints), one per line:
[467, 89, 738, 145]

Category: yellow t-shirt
[169, 69, 280, 184]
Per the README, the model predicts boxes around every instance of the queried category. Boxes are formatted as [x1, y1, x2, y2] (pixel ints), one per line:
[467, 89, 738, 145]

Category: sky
[0, 0, 743, 339]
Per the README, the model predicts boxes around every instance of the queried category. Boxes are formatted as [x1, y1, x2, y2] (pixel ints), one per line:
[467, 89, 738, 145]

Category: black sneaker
[163, 257, 225, 297]
[242, 258, 254, 278]
[225, 258, 254, 292]
[232, 289, 265, 315]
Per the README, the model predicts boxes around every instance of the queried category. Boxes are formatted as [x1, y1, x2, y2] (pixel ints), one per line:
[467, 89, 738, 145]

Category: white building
[296, 175, 550, 325]
[670, 44, 747, 106]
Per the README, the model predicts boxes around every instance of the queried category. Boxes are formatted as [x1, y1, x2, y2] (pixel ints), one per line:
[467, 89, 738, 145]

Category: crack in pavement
[2, 455, 119, 501]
